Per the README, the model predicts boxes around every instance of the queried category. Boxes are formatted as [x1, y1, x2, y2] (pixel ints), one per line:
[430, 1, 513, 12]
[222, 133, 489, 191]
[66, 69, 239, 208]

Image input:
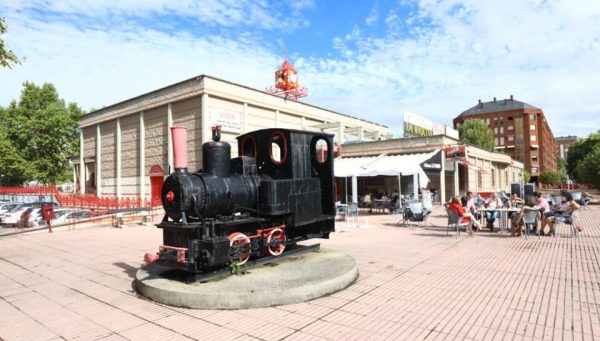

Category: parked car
[3, 204, 34, 226]
[51, 209, 92, 226]
[18, 207, 44, 228]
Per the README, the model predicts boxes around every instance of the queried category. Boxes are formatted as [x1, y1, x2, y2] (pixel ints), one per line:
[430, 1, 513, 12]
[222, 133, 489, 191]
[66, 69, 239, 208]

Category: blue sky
[1, 0, 599, 138]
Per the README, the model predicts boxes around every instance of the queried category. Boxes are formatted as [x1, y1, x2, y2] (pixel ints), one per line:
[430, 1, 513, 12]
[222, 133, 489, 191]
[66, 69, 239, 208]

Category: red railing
[0, 186, 159, 209]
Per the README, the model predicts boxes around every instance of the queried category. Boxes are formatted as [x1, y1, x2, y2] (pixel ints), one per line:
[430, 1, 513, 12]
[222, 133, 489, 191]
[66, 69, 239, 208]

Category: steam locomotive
[144, 126, 336, 273]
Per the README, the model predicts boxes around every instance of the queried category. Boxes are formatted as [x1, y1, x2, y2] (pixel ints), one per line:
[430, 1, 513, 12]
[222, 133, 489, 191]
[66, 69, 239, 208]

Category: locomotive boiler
[144, 126, 336, 273]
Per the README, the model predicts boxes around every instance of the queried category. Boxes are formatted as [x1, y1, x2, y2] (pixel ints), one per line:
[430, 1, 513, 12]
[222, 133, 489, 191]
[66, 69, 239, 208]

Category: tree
[0, 124, 34, 185]
[566, 131, 600, 178]
[0, 17, 21, 68]
[523, 170, 531, 183]
[556, 157, 568, 180]
[574, 143, 600, 189]
[458, 119, 495, 151]
[539, 170, 561, 186]
[0, 82, 83, 185]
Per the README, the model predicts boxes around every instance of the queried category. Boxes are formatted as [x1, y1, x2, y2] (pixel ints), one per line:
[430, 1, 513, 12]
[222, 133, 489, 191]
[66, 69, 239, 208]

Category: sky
[1, 0, 599, 138]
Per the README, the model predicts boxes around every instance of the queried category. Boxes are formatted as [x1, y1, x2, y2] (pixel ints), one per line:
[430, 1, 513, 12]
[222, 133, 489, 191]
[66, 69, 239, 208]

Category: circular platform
[134, 248, 358, 309]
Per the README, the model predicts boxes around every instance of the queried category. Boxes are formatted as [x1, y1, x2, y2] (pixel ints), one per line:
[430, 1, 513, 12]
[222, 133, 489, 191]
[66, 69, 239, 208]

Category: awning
[334, 150, 439, 188]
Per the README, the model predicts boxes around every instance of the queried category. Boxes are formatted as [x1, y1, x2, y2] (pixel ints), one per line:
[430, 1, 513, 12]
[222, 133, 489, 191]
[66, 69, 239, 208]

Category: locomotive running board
[186, 243, 321, 283]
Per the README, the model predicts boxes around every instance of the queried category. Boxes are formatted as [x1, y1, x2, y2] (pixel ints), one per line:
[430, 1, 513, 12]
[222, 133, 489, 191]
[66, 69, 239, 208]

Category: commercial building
[76, 75, 389, 202]
[453, 96, 557, 182]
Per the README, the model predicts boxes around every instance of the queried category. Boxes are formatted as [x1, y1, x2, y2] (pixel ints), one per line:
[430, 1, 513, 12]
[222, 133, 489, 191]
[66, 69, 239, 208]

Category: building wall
[77, 75, 388, 199]
[453, 105, 556, 179]
[555, 136, 579, 160]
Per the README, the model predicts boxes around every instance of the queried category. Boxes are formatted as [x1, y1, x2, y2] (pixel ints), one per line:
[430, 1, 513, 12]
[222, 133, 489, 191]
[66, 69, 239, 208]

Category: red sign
[444, 145, 466, 158]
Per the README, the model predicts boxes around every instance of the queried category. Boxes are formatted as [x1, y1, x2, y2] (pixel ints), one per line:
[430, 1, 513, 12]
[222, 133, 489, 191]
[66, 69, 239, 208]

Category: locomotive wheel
[265, 228, 286, 256]
[228, 232, 251, 265]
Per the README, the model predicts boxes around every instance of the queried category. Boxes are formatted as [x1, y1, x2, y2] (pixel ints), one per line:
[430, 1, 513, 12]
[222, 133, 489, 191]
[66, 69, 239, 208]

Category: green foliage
[574, 143, 600, 189]
[0, 82, 82, 185]
[0, 124, 34, 185]
[566, 131, 600, 177]
[556, 157, 568, 180]
[539, 171, 561, 185]
[0, 17, 21, 68]
[523, 170, 531, 183]
[458, 119, 495, 151]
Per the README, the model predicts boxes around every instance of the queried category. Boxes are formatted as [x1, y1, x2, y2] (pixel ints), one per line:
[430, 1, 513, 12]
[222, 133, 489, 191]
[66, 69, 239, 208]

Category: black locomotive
[144, 126, 336, 273]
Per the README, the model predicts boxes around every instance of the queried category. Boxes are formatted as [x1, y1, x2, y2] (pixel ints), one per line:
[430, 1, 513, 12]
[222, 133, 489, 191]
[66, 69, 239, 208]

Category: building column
[96, 124, 102, 196]
[352, 175, 358, 204]
[439, 151, 446, 204]
[139, 112, 146, 201]
[202, 93, 210, 143]
[338, 124, 345, 144]
[453, 160, 459, 196]
[116, 118, 122, 198]
[167, 103, 173, 174]
[242, 103, 248, 134]
[301, 116, 306, 130]
[79, 130, 85, 194]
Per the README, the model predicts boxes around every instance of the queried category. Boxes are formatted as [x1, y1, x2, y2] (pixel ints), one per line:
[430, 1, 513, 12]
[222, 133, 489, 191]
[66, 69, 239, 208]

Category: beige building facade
[339, 135, 524, 203]
[76, 75, 389, 201]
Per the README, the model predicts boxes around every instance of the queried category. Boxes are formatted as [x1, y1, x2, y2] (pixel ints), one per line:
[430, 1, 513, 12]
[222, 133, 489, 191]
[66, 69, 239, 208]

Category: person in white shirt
[484, 192, 503, 231]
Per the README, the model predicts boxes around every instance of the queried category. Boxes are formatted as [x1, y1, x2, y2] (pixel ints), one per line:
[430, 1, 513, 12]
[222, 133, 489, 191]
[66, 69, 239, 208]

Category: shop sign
[210, 107, 241, 133]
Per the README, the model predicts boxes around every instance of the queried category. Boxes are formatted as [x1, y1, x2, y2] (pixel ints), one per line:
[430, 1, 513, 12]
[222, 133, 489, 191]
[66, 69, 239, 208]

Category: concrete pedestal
[134, 248, 358, 309]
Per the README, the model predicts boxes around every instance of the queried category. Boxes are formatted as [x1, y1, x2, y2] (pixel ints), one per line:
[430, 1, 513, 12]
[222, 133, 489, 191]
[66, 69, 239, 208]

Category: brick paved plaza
[1, 206, 599, 340]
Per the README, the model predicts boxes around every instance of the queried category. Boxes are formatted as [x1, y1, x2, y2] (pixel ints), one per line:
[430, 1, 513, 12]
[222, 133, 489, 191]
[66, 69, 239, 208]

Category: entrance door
[149, 165, 164, 206]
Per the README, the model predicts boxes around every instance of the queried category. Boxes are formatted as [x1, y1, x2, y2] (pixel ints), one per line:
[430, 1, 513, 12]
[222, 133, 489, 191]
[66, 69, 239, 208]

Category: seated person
[463, 191, 480, 226]
[446, 196, 480, 236]
[512, 196, 539, 236]
[363, 192, 373, 213]
[510, 193, 525, 207]
[484, 192, 503, 231]
[532, 191, 555, 236]
[550, 192, 580, 234]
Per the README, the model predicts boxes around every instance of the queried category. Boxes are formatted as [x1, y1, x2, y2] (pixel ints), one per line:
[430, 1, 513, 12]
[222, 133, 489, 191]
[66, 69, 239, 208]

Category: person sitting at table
[447, 196, 480, 237]
[511, 196, 539, 236]
[484, 192, 503, 231]
[510, 193, 525, 207]
[463, 191, 480, 228]
[363, 192, 373, 213]
[532, 191, 555, 236]
[549, 192, 580, 236]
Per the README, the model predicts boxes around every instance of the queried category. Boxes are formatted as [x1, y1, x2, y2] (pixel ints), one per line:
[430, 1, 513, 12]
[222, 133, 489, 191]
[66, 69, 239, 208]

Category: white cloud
[1, 0, 599, 139]
[365, 5, 379, 26]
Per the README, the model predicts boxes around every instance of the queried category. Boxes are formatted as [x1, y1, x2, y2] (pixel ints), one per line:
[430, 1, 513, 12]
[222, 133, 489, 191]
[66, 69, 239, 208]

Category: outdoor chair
[521, 209, 540, 239]
[571, 192, 590, 210]
[554, 210, 577, 237]
[550, 195, 564, 207]
[400, 202, 431, 226]
[335, 204, 348, 221]
[445, 207, 470, 238]
[346, 203, 358, 225]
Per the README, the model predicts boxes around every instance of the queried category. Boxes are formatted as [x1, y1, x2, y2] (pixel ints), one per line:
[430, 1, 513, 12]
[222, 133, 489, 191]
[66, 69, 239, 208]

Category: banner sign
[210, 107, 241, 133]
[444, 145, 466, 159]
[403, 110, 433, 137]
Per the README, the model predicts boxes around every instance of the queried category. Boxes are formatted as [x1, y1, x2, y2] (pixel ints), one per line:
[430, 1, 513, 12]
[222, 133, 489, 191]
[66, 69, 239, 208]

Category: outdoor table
[478, 208, 520, 233]
[372, 199, 390, 213]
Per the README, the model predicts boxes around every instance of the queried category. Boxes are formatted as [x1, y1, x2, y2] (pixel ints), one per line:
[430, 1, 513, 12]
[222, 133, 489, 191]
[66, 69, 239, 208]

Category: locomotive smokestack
[171, 127, 188, 171]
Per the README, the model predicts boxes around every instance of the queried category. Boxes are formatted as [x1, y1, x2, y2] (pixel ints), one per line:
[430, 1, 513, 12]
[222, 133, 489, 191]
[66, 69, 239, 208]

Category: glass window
[508, 135, 514, 142]
[531, 135, 537, 141]
[494, 127, 498, 134]
[500, 137, 504, 145]
[508, 116, 513, 121]
[531, 167, 538, 173]
[500, 127, 504, 134]
[530, 124, 536, 130]
[486, 118, 490, 124]
[529, 114, 535, 120]
[532, 156, 538, 162]
[508, 125, 513, 131]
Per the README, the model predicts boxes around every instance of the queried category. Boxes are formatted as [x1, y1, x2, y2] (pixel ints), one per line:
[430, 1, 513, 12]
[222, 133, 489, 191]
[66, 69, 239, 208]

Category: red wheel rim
[228, 232, 251, 265]
[266, 228, 286, 256]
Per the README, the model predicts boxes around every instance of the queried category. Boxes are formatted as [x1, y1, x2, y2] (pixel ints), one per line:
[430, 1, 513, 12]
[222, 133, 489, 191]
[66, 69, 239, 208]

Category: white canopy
[334, 150, 439, 185]
[334, 150, 440, 202]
